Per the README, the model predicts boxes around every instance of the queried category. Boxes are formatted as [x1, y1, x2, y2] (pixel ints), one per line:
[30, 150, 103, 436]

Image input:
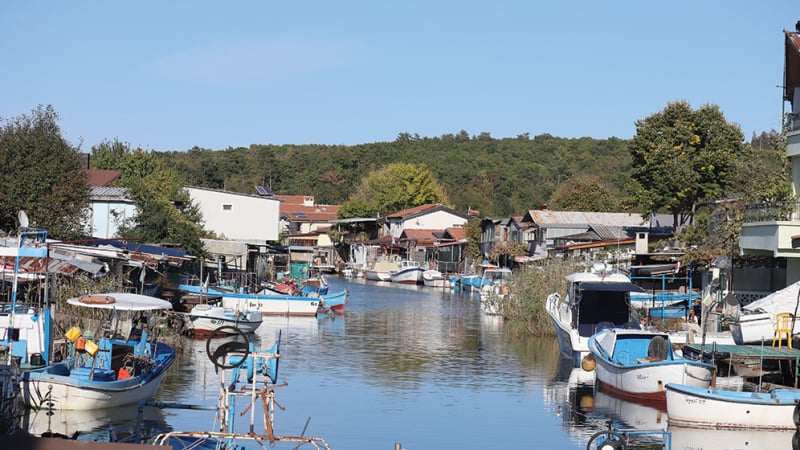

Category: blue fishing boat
[20, 293, 176, 410]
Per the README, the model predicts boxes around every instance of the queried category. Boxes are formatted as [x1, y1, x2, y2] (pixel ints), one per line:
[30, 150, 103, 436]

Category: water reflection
[669, 426, 797, 450]
[19, 403, 168, 441]
[544, 352, 800, 450]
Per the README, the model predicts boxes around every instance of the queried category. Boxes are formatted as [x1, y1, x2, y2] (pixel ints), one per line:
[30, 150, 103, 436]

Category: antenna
[18, 210, 29, 228]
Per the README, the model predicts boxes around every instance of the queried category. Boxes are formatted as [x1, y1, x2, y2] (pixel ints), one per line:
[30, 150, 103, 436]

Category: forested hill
[157, 132, 633, 217]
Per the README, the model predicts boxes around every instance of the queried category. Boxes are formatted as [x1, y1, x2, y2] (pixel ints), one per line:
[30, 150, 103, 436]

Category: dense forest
[156, 131, 634, 217]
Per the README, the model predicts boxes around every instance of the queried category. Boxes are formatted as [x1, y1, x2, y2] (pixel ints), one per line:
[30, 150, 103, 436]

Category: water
[20, 278, 800, 449]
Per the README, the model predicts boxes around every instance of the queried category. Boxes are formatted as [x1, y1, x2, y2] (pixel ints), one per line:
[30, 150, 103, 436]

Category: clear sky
[0, 2, 795, 151]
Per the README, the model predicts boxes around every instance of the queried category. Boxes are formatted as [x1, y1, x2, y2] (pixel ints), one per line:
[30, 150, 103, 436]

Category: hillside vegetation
[156, 132, 634, 217]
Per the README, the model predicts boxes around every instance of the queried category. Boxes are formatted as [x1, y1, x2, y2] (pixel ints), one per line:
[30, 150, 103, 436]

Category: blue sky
[0, 2, 794, 151]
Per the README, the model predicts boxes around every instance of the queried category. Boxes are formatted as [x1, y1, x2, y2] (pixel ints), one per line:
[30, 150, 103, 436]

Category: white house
[383, 204, 470, 239]
[187, 187, 281, 243]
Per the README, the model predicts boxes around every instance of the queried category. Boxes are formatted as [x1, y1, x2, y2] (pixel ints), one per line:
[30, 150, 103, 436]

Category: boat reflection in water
[19, 403, 169, 441]
[551, 364, 800, 450]
[592, 390, 667, 432]
[542, 359, 599, 446]
[668, 426, 799, 450]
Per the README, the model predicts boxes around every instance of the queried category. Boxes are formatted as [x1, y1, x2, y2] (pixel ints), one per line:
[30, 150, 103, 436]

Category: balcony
[740, 201, 800, 257]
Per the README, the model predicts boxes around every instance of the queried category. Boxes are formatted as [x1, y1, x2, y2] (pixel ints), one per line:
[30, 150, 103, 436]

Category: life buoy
[79, 295, 115, 305]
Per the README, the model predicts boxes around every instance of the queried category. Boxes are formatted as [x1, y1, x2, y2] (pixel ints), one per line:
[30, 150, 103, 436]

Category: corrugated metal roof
[591, 224, 631, 240]
[90, 186, 130, 199]
[527, 210, 646, 228]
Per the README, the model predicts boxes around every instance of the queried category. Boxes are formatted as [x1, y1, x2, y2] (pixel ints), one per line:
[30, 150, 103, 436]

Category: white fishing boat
[364, 260, 398, 282]
[586, 328, 714, 406]
[20, 293, 176, 410]
[221, 292, 320, 316]
[545, 263, 646, 362]
[422, 269, 447, 287]
[665, 383, 800, 430]
[188, 303, 263, 336]
[389, 260, 424, 284]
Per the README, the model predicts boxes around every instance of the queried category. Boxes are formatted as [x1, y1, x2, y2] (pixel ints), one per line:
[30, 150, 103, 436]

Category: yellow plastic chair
[773, 312, 794, 348]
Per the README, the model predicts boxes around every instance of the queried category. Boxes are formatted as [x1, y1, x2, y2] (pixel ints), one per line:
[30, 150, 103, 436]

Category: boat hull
[189, 315, 262, 336]
[665, 383, 800, 430]
[589, 329, 714, 406]
[389, 268, 423, 284]
[21, 366, 171, 410]
[422, 270, 447, 287]
[222, 294, 320, 316]
[21, 344, 175, 411]
[729, 311, 778, 345]
[319, 289, 348, 314]
[364, 270, 391, 282]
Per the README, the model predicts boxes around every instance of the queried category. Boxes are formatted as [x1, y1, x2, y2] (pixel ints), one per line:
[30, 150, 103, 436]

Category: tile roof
[281, 204, 340, 222]
[275, 195, 314, 205]
[84, 169, 122, 187]
[400, 228, 439, 245]
[444, 227, 467, 241]
[386, 204, 440, 218]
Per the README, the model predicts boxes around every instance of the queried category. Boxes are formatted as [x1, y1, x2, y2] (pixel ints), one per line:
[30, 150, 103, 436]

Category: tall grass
[502, 259, 583, 336]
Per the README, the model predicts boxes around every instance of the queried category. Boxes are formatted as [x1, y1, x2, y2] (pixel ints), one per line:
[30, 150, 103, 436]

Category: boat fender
[581, 354, 596, 372]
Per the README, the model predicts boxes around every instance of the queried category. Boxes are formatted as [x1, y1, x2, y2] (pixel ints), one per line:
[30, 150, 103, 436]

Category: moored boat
[422, 269, 447, 287]
[319, 288, 349, 315]
[364, 260, 398, 282]
[586, 328, 715, 407]
[545, 263, 646, 362]
[188, 302, 263, 336]
[729, 280, 800, 344]
[389, 260, 424, 284]
[222, 292, 321, 316]
[20, 293, 176, 410]
[665, 383, 800, 430]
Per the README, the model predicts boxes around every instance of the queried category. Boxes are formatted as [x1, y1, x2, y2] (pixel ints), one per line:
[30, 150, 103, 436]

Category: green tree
[0, 105, 89, 239]
[338, 163, 451, 218]
[629, 101, 745, 234]
[680, 130, 794, 262]
[91, 140, 208, 257]
[548, 174, 620, 211]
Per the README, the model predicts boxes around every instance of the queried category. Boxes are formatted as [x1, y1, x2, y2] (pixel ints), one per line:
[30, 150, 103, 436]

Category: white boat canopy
[67, 293, 173, 311]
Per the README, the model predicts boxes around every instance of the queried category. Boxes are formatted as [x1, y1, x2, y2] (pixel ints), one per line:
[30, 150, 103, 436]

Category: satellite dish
[18, 210, 29, 228]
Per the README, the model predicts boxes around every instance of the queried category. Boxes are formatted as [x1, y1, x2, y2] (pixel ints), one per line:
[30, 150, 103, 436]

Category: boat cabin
[568, 275, 645, 338]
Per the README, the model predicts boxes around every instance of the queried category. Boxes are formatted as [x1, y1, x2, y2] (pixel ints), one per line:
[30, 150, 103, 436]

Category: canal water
[21, 277, 800, 449]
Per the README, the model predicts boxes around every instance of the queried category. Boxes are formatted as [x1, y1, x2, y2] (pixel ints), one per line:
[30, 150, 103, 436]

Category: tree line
[0, 102, 792, 262]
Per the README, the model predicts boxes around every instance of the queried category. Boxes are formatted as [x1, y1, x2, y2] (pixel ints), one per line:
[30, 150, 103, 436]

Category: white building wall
[394, 211, 468, 238]
[90, 201, 136, 238]
[188, 188, 280, 242]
